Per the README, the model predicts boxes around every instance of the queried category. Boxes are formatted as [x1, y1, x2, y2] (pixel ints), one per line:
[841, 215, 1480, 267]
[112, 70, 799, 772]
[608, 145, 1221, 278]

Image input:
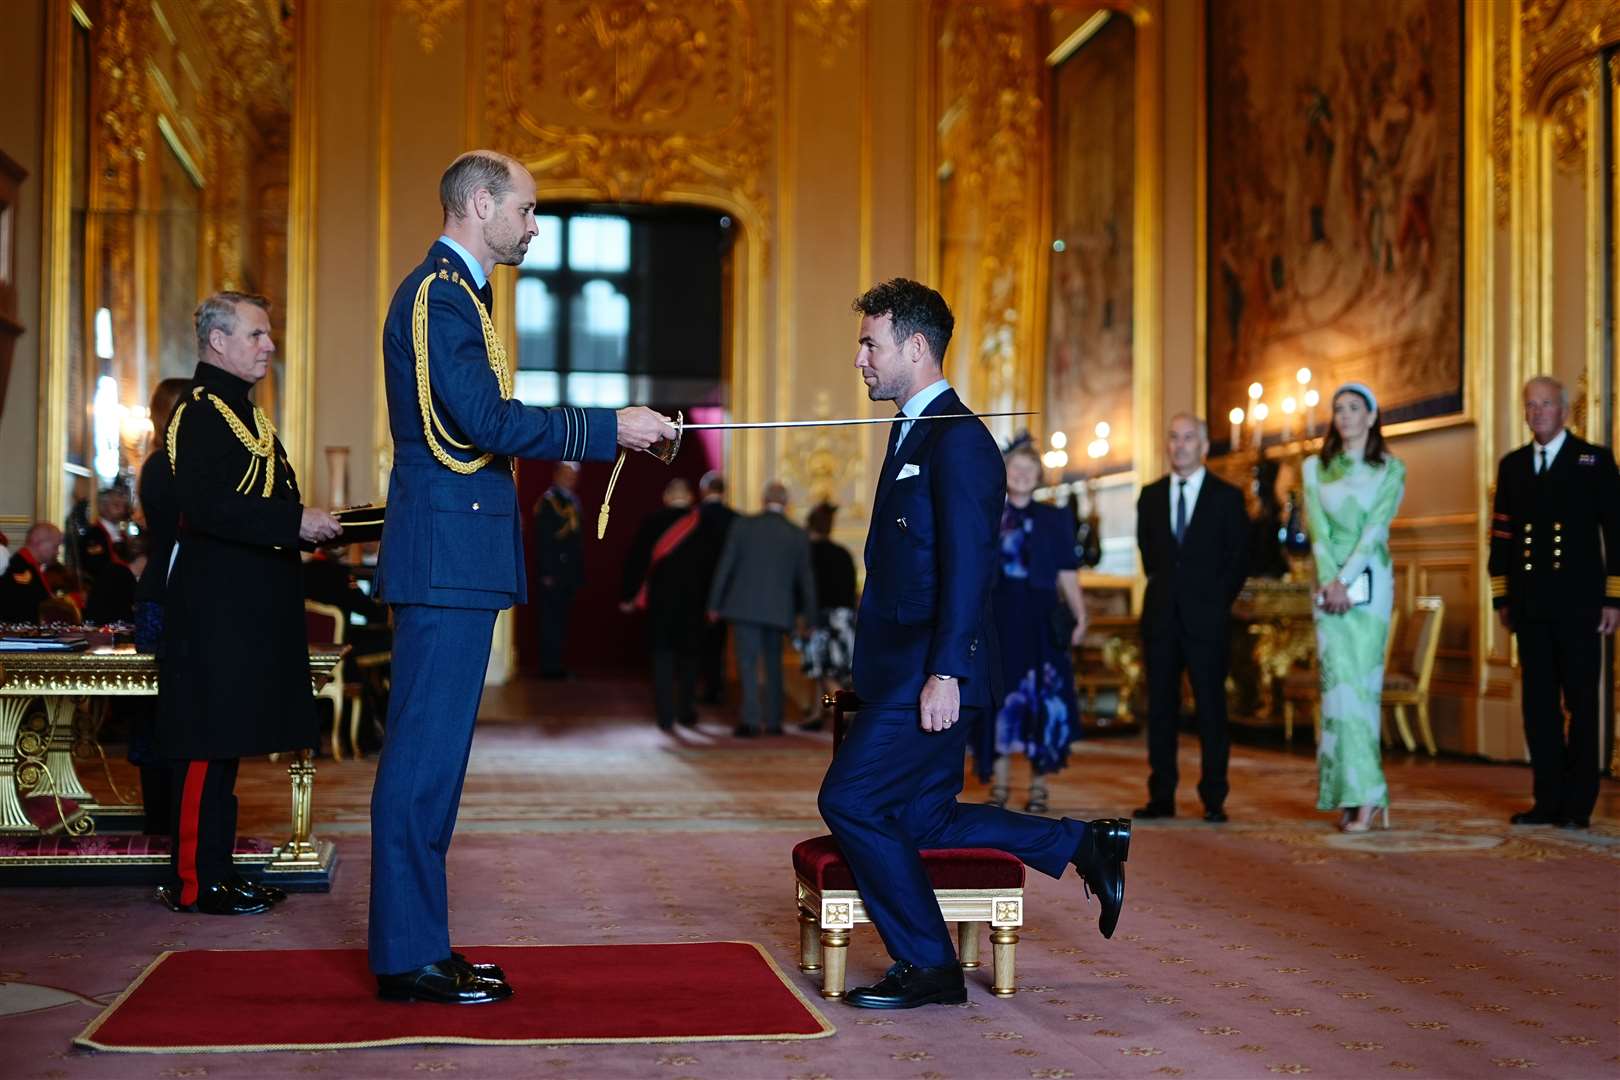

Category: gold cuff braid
[412, 271, 513, 476]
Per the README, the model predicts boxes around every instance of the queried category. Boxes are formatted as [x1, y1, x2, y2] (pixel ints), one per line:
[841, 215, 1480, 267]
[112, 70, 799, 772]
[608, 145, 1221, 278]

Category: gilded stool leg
[819, 928, 849, 999]
[957, 921, 982, 969]
[799, 909, 823, 972]
[990, 928, 1018, 997]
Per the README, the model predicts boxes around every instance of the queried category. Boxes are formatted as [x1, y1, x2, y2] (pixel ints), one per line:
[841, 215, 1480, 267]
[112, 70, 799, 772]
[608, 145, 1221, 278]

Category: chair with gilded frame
[791, 690, 1026, 1000]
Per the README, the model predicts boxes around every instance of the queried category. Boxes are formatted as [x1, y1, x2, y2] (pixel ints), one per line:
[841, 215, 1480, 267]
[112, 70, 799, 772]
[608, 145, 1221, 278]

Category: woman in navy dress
[973, 444, 1087, 812]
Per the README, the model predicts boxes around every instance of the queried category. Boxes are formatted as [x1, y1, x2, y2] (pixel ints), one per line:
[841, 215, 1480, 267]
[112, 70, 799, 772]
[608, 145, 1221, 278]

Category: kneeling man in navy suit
[818, 279, 1132, 1009]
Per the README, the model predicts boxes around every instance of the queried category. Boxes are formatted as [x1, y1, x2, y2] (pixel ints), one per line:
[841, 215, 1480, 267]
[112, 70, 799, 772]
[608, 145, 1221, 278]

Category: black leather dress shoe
[228, 873, 288, 905]
[1132, 804, 1174, 819]
[1071, 817, 1131, 939]
[157, 882, 272, 916]
[449, 951, 507, 981]
[377, 960, 513, 1005]
[1203, 809, 1229, 823]
[1510, 808, 1564, 825]
[845, 961, 966, 1009]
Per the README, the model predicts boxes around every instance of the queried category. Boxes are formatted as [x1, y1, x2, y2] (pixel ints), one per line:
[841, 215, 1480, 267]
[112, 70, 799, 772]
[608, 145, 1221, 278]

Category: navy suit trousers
[817, 705, 1086, 969]
[369, 603, 497, 974]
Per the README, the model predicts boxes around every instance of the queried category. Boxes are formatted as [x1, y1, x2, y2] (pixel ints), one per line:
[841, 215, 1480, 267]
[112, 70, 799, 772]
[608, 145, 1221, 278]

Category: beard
[483, 218, 529, 266]
[864, 372, 903, 402]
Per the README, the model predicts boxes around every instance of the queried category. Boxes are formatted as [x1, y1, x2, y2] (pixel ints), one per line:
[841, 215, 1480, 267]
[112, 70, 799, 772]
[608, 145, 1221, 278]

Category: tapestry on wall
[1045, 13, 1134, 475]
[1205, 0, 1463, 447]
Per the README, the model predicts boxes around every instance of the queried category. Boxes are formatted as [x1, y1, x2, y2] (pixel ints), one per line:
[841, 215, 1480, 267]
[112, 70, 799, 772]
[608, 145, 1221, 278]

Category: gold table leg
[264, 748, 334, 874]
[0, 697, 38, 833]
[798, 909, 823, 972]
[819, 928, 849, 999]
[957, 920, 982, 969]
[991, 927, 1018, 996]
[39, 696, 94, 801]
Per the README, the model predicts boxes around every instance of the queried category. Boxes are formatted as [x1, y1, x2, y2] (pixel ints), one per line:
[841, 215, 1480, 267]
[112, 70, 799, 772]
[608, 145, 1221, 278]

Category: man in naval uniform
[1490, 375, 1620, 830]
[158, 292, 342, 915]
[0, 524, 63, 623]
[370, 149, 672, 1005]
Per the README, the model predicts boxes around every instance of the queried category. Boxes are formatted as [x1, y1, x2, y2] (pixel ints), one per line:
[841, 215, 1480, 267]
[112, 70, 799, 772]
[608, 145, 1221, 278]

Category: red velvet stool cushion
[792, 834, 1025, 892]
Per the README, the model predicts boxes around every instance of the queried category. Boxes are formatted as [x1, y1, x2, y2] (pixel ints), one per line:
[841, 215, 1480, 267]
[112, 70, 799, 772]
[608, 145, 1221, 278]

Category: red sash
[634, 507, 701, 611]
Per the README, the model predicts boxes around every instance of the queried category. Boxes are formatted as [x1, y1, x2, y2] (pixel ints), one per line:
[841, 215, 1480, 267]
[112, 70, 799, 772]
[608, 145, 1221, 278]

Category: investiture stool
[369, 150, 671, 1005]
[816, 279, 1132, 1010]
[1490, 376, 1620, 830]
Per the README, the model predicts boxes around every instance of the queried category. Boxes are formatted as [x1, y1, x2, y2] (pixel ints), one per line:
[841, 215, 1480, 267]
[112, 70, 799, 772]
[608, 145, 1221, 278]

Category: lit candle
[1252, 402, 1270, 448]
[1281, 396, 1297, 441]
[1304, 388, 1321, 437]
[1228, 406, 1245, 451]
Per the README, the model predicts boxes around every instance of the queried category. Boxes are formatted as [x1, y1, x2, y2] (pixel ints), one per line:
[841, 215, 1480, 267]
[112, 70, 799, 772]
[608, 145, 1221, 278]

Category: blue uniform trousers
[817, 705, 1086, 969]
[368, 603, 497, 974]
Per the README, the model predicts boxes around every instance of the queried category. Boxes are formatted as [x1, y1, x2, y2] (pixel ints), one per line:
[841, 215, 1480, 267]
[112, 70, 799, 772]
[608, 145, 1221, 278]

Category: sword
[599, 409, 1038, 538]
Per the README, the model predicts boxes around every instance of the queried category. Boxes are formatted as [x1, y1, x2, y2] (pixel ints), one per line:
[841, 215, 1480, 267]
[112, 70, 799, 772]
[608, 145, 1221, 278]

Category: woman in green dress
[1302, 383, 1406, 832]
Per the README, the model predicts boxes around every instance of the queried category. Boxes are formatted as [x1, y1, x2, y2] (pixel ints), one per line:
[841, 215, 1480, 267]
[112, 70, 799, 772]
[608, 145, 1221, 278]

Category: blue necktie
[1175, 480, 1188, 544]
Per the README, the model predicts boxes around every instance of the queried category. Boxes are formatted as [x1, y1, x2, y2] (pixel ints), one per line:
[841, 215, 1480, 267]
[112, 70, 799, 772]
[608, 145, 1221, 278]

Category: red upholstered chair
[792, 691, 1026, 1000]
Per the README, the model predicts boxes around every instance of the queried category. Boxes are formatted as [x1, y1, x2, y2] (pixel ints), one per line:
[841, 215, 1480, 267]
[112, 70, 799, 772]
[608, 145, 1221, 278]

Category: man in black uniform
[532, 461, 584, 679]
[1490, 376, 1620, 829]
[621, 478, 707, 730]
[0, 524, 63, 623]
[695, 470, 738, 703]
[157, 291, 341, 914]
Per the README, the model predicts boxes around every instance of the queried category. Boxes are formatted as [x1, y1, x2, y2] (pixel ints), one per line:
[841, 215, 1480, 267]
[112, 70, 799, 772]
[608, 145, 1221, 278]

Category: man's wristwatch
[932, 673, 956, 681]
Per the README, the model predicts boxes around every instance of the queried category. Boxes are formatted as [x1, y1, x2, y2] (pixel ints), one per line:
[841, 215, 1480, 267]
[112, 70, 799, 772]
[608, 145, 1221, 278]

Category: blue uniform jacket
[376, 242, 616, 609]
[852, 386, 1002, 709]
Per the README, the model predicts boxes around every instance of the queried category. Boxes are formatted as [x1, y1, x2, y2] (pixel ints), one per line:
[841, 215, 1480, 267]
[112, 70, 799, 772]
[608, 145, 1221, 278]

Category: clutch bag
[334, 504, 386, 543]
[1345, 568, 1373, 606]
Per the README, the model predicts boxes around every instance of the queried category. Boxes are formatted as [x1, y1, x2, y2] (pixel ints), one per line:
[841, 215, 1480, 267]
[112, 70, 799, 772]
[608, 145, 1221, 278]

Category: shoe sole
[377, 988, 514, 1004]
[845, 989, 968, 1009]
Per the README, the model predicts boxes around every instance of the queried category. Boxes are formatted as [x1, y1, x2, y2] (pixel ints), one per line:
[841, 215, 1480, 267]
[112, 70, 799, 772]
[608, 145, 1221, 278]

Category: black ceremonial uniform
[532, 484, 584, 678]
[157, 360, 317, 904]
[1489, 430, 1620, 825]
[0, 549, 51, 623]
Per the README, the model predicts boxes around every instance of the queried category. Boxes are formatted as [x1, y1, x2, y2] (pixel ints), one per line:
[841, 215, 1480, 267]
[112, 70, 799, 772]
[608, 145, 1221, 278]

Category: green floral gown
[1302, 450, 1406, 810]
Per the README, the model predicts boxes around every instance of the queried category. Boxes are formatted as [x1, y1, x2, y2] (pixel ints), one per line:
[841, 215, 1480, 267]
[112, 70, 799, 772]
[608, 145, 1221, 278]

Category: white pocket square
[897, 463, 921, 480]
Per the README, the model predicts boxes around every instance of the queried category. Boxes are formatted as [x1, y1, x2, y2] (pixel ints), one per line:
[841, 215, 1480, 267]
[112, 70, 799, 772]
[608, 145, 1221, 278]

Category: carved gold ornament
[402, 0, 467, 54]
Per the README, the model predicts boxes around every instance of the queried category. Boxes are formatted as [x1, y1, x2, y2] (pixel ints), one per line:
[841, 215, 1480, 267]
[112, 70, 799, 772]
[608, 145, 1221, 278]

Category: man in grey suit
[707, 481, 817, 736]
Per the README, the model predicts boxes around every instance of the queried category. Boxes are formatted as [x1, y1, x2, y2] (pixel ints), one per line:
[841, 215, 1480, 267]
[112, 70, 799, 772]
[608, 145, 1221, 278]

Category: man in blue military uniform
[816, 279, 1132, 1010]
[370, 150, 672, 1005]
[1489, 376, 1620, 830]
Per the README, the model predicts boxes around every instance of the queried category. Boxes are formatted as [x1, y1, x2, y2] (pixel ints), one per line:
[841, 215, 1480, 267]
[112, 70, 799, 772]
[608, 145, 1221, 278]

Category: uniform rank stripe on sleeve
[576, 409, 588, 460]
[561, 407, 575, 460]
[572, 407, 583, 459]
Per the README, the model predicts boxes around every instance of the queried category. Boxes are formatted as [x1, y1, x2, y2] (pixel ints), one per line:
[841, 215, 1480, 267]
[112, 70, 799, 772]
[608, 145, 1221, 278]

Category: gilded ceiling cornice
[1519, 0, 1620, 111]
[401, 0, 466, 54]
[793, 0, 867, 68]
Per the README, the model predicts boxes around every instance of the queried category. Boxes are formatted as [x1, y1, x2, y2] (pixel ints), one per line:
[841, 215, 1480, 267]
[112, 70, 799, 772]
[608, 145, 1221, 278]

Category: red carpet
[75, 943, 834, 1052]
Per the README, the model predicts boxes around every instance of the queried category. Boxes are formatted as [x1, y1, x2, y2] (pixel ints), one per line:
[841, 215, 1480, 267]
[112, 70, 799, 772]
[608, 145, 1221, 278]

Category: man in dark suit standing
[1491, 376, 1620, 829]
[1134, 413, 1249, 823]
[816, 279, 1131, 1010]
[706, 480, 817, 736]
[695, 471, 737, 703]
[371, 150, 672, 1004]
[620, 478, 708, 731]
[533, 461, 584, 679]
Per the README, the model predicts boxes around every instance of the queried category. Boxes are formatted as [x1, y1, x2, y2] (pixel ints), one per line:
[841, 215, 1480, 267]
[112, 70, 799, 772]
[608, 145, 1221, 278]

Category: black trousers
[1516, 617, 1602, 820]
[651, 641, 698, 729]
[698, 619, 729, 702]
[1144, 626, 1231, 811]
[536, 584, 576, 676]
[167, 757, 240, 902]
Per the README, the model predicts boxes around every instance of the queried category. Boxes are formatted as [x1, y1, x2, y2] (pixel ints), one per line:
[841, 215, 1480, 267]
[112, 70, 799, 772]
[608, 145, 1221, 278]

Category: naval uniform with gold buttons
[370, 239, 616, 987]
[1488, 429, 1620, 826]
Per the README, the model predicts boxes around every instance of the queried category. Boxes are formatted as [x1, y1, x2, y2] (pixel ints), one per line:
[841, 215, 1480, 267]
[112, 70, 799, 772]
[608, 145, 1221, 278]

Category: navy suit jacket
[852, 387, 1002, 709]
[376, 242, 616, 610]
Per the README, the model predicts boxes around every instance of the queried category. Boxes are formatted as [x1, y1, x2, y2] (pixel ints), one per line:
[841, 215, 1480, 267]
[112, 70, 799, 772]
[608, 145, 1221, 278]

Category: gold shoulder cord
[411, 271, 514, 475]
[167, 386, 278, 497]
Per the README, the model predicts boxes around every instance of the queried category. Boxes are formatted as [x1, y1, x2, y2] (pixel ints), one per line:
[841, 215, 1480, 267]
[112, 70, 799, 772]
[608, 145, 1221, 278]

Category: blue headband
[1333, 381, 1378, 415]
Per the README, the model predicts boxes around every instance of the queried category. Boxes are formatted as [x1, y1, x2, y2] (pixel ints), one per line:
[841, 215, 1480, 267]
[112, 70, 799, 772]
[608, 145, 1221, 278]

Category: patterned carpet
[2, 676, 1617, 1078]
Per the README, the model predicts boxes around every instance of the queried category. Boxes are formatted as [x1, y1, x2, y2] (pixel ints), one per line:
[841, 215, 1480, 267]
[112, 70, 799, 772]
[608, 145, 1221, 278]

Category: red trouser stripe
[177, 761, 209, 905]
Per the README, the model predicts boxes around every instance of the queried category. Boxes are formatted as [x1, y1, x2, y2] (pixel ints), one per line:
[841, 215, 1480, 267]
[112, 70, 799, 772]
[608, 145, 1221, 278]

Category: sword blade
[680, 410, 1037, 431]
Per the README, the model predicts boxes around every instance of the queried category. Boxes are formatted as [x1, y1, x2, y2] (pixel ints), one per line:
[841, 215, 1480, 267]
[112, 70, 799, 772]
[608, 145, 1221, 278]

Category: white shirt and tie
[1533, 429, 1567, 476]
[896, 378, 951, 447]
[1169, 466, 1207, 543]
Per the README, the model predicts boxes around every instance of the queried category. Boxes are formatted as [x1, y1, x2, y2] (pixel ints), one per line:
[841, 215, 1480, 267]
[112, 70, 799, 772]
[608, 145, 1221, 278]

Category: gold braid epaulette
[412, 269, 513, 475]
[166, 386, 277, 496]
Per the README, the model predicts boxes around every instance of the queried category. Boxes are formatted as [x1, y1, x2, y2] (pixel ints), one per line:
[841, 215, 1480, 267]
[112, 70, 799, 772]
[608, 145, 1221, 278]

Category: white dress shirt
[1532, 428, 1567, 474]
[1168, 466, 1207, 536]
[897, 378, 951, 445]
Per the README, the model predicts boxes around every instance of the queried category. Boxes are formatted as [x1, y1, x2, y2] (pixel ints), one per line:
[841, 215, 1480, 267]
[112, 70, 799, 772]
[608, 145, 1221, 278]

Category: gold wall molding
[793, 0, 867, 68]
[1547, 74, 1591, 174]
[402, 0, 466, 55]
[1491, 27, 1511, 227]
[1520, 0, 1620, 110]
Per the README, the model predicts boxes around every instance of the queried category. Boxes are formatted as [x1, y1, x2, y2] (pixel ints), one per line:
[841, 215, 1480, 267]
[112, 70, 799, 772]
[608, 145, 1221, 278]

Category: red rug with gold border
[75, 943, 834, 1052]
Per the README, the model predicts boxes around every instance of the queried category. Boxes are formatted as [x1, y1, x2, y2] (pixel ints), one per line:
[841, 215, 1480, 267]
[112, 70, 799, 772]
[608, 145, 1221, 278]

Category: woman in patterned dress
[974, 444, 1087, 813]
[1302, 382, 1406, 832]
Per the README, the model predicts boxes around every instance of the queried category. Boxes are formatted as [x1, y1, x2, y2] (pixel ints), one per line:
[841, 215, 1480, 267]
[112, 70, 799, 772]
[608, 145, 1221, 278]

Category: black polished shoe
[1132, 804, 1175, 819]
[1203, 809, 1229, 823]
[1071, 817, 1131, 939]
[157, 881, 272, 916]
[845, 961, 966, 1009]
[377, 960, 513, 1005]
[449, 951, 507, 982]
[1510, 808, 1564, 825]
[228, 873, 287, 905]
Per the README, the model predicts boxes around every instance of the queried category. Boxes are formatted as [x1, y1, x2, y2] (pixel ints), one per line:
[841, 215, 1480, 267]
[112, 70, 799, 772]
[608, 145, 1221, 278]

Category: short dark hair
[852, 278, 954, 364]
[440, 150, 521, 221]
[806, 502, 838, 535]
